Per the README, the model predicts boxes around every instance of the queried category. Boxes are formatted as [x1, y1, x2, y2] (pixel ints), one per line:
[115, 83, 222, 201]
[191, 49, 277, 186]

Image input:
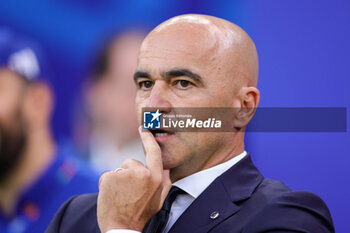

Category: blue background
[0, 0, 348, 232]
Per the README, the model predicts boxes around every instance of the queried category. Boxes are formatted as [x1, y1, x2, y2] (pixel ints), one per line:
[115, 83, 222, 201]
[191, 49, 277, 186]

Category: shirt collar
[173, 151, 247, 199]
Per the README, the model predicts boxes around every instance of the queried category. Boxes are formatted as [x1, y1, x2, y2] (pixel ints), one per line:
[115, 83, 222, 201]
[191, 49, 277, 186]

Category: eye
[174, 80, 193, 89]
[138, 80, 153, 90]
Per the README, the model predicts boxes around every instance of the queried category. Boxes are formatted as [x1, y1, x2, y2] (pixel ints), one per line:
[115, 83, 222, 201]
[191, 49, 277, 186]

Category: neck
[170, 133, 245, 183]
[0, 128, 56, 217]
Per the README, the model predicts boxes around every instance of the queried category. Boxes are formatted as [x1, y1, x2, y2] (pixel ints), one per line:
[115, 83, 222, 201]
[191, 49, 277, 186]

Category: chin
[159, 144, 188, 169]
[161, 154, 174, 169]
[161, 151, 179, 170]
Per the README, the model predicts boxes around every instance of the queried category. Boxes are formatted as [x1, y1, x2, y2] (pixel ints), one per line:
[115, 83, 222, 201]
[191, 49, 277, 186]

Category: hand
[97, 127, 172, 233]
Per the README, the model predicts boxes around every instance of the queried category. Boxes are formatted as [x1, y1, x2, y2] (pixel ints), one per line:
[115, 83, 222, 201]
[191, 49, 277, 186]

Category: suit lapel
[168, 155, 263, 233]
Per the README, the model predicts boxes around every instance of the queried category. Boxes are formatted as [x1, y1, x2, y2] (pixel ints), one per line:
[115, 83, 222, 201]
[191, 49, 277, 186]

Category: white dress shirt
[107, 151, 247, 233]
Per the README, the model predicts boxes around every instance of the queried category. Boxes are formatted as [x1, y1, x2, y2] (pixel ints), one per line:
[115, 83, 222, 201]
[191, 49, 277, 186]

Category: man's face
[135, 26, 238, 174]
[91, 34, 142, 144]
[0, 69, 27, 183]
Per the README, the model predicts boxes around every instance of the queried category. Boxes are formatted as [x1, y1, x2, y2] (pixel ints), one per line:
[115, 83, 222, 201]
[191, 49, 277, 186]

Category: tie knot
[142, 186, 186, 233]
[162, 186, 185, 212]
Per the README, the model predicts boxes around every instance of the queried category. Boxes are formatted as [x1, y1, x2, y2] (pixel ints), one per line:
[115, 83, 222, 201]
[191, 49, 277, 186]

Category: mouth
[149, 129, 175, 142]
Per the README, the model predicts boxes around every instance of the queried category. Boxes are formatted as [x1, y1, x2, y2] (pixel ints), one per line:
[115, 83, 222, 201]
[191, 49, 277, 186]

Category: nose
[146, 80, 171, 114]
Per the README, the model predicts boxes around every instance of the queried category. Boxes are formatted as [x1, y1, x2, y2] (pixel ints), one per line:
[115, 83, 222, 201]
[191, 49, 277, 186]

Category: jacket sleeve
[45, 193, 99, 233]
[45, 195, 78, 233]
[243, 191, 335, 233]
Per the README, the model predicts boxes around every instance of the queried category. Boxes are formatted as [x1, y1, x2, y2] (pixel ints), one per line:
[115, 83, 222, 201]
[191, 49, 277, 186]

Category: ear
[233, 86, 260, 130]
[22, 82, 54, 130]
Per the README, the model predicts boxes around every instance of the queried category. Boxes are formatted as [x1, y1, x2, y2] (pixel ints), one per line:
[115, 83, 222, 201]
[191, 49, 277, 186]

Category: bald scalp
[141, 14, 259, 88]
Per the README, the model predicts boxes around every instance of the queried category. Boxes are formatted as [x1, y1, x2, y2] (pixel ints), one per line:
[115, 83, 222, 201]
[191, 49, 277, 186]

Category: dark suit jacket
[46, 155, 334, 233]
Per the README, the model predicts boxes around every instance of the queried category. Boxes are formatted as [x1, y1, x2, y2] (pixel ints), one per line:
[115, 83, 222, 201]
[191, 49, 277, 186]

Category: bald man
[46, 15, 334, 233]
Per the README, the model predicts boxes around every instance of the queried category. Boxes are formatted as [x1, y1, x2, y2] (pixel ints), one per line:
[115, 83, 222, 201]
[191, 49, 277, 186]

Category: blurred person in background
[0, 28, 99, 233]
[81, 29, 146, 172]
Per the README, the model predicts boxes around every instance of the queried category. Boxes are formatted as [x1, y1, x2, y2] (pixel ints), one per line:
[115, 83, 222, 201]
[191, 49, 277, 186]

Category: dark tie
[143, 186, 185, 233]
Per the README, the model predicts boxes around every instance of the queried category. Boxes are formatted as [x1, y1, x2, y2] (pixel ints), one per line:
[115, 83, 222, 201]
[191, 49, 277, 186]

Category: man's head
[134, 14, 260, 180]
[87, 30, 145, 147]
[0, 29, 53, 183]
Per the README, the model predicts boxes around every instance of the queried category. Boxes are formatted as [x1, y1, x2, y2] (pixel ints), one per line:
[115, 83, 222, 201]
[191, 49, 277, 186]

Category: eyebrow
[163, 69, 202, 84]
[134, 71, 150, 83]
[133, 68, 203, 85]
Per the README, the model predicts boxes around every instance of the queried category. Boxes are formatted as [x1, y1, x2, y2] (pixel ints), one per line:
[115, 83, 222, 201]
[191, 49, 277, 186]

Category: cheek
[164, 133, 198, 157]
[135, 98, 143, 125]
[194, 132, 223, 154]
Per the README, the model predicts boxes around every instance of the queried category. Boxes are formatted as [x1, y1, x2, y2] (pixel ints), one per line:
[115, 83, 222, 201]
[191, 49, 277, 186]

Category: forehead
[108, 36, 141, 74]
[110, 34, 143, 62]
[138, 25, 220, 74]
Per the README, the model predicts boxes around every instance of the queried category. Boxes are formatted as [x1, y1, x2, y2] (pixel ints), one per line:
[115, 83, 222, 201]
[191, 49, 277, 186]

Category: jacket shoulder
[243, 179, 335, 233]
[46, 193, 99, 233]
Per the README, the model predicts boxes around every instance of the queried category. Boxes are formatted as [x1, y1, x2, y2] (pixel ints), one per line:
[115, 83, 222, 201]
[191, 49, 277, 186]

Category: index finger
[138, 126, 163, 175]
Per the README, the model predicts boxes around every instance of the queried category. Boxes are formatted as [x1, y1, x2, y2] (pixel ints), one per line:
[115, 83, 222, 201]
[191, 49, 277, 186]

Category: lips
[149, 128, 175, 142]
[150, 128, 174, 136]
